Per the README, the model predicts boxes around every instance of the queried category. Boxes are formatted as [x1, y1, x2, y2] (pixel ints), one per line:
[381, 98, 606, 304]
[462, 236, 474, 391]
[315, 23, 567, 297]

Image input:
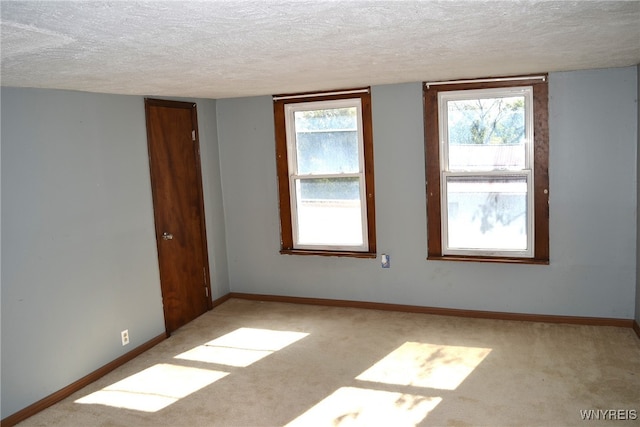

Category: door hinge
[191, 130, 196, 141]
[203, 267, 209, 298]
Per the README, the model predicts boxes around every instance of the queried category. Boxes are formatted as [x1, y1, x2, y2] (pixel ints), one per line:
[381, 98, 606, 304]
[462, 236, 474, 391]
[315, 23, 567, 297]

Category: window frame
[423, 76, 549, 264]
[274, 88, 376, 258]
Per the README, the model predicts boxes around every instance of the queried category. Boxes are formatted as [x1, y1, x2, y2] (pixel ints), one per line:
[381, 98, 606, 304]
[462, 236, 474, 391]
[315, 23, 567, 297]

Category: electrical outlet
[381, 254, 390, 268]
[121, 329, 130, 346]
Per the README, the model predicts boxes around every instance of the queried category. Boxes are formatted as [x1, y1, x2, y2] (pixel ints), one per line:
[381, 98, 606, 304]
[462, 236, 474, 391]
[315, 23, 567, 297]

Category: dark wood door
[145, 98, 212, 334]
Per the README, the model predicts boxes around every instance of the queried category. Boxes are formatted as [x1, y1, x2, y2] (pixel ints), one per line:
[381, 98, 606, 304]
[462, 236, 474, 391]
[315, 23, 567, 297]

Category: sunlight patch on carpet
[356, 342, 491, 390]
[75, 363, 228, 412]
[285, 386, 441, 426]
[174, 327, 309, 367]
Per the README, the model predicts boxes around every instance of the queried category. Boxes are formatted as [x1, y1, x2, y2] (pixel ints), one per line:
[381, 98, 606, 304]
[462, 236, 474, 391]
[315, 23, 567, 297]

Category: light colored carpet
[17, 298, 640, 426]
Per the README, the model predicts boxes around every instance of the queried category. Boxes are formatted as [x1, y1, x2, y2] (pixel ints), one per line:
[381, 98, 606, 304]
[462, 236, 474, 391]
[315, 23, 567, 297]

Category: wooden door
[145, 98, 212, 334]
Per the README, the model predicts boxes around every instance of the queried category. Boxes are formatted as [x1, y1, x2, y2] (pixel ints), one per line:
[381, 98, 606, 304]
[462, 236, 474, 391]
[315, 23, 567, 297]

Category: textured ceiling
[1, 1, 639, 99]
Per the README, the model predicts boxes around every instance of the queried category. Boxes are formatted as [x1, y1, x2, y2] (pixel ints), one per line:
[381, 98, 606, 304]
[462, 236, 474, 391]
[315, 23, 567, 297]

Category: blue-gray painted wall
[636, 63, 640, 328]
[218, 66, 637, 319]
[0, 89, 228, 418]
[1, 65, 638, 419]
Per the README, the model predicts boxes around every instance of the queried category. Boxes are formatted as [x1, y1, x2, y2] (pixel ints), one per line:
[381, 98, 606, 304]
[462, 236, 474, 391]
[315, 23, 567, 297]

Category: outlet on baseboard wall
[121, 329, 130, 346]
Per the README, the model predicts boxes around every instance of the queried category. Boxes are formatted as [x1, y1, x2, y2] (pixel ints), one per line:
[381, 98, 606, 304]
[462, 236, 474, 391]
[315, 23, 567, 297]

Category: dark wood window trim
[423, 75, 549, 264]
[273, 88, 376, 258]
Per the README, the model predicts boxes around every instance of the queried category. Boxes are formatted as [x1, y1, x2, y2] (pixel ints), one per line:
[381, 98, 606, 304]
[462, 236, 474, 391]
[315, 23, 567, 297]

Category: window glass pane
[446, 176, 527, 251]
[447, 96, 525, 171]
[294, 107, 359, 174]
[295, 177, 363, 246]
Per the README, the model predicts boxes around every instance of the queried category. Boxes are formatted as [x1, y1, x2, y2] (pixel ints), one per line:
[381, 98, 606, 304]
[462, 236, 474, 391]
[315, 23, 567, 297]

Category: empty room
[2, 1, 640, 426]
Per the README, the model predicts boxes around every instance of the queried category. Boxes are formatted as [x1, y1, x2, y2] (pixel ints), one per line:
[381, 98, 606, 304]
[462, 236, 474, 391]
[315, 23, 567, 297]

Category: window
[424, 76, 549, 263]
[273, 88, 376, 257]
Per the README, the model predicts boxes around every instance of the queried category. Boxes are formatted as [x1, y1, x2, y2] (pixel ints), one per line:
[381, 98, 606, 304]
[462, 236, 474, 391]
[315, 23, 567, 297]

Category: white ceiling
[1, 1, 639, 99]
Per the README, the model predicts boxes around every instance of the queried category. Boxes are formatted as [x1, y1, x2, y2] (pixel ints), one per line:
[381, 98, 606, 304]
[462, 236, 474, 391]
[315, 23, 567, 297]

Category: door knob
[162, 232, 173, 240]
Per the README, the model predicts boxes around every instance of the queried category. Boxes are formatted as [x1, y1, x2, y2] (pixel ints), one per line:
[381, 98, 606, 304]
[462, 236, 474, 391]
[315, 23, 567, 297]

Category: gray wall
[218, 66, 638, 319]
[0, 83, 3, 411]
[636, 63, 640, 328]
[0, 88, 228, 418]
[1, 65, 637, 420]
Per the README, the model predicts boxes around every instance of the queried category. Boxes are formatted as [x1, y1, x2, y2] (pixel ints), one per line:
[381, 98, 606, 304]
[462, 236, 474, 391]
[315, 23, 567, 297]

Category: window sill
[427, 255, 549, 265]
[281, 249, 377, 259]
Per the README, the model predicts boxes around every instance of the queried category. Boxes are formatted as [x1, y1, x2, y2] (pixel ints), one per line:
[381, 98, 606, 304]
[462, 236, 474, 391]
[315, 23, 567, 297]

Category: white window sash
[438, 87, 535, 257]
[441, 170, 534, 257]
[284, 99, 369, 251]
